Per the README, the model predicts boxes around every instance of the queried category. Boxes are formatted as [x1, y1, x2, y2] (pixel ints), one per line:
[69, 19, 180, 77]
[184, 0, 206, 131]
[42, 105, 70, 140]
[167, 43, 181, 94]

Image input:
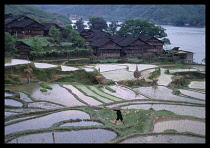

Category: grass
[40, 88, 47, 92]
[40, 84, 52, 89]
[105, 86, 116, 93]
[88, 86, 122, 101]
[5, 105, 204, 143]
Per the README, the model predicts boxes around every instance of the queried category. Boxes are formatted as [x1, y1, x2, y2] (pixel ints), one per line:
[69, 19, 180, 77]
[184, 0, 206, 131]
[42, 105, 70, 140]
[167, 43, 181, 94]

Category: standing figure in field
[110, 107, 126, 127]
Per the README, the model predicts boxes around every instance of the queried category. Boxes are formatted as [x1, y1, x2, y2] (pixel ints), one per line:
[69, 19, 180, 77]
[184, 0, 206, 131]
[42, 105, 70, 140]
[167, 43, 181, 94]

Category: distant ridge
[34, 5, 205, 27]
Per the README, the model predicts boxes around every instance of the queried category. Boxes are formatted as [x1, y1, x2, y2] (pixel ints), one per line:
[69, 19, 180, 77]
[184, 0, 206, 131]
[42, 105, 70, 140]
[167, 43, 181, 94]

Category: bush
[148, 68, 160, 79]
[165, 69, 170, 74]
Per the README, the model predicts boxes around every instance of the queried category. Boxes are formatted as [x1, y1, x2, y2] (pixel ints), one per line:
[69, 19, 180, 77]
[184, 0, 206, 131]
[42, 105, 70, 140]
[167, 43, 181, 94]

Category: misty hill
[5, 5, 72, 26]
[34, 5, 205, 27]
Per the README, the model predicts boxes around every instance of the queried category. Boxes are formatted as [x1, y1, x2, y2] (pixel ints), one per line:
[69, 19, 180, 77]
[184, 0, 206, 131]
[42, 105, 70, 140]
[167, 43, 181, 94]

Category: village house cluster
[76, 29, 164, 58]
[5, 14, 193, 63]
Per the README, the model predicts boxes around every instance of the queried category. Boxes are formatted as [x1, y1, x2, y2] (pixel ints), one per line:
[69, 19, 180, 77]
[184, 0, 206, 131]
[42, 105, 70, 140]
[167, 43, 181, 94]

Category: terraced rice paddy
[5, 62, 205, 143]
[120, 134, 205, 143]
[189, 81, 205, 89]
[63, 85, 102, 105]
[8, 129, 117, 143]
[5, 110, 90, 135]
[5, 99, 23, 107]
[75, 85, 113, 103]
[134, 86, 205, 104]
[153, 119, 205, 135]
[102, 85, 147, 100]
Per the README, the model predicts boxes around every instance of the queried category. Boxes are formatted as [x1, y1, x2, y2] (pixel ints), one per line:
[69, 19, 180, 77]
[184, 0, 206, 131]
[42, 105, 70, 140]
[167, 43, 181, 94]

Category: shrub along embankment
[5, 63, 104, 85]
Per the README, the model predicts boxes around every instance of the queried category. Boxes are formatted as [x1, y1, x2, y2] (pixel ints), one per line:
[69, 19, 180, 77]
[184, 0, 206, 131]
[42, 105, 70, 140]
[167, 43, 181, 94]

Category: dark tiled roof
[10, 17, 45, 30]
[139, 34, 163, 44]
[117, 36, 139, 46]
[89, 36, 121, 49]
[15, 41, 31, 49]
[42, 23, 63, 31]
[139, 34, 153, 42]
[89, 37, 110, 47]
[111, 35, 148, 47]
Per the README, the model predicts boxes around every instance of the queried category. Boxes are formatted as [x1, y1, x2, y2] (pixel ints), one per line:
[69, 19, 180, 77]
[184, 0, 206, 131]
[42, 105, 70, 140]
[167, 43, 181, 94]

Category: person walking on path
[110, 107, 126, 127]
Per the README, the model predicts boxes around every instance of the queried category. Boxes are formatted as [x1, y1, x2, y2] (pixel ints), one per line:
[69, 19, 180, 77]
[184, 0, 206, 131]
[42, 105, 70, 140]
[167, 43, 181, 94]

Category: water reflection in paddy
[5, 99, 22, 107]
[134, 86, 205, 104]
[9, 129, 117, 143]
[121, 134, 205, 143]
[5, 110, 90, 135]
[5, 58, 30, 66]
[6, 83, 84, 107]
[103, 85, 147, 100]
[153, 119, 205, 135]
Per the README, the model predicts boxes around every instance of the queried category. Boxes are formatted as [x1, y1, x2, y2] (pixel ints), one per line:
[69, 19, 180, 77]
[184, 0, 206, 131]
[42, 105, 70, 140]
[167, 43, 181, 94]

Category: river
[72, 20, 205, 64]
[162, 25, 205, 64]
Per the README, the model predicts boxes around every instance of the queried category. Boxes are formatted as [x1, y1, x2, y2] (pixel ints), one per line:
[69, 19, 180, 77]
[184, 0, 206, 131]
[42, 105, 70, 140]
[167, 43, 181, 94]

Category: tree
[60, 25, 86, 48]
[73, 18, 87, 29]
[30, 38, 44, 52]
[87, 15, 107, 30]
[106, 21, 120, 36]
[117, 19, 170, 44]
[61, 25, 73, 41]
[5, 32, 17, 54]
[49, 26, 60, 43]
[172, 16, 187, 26]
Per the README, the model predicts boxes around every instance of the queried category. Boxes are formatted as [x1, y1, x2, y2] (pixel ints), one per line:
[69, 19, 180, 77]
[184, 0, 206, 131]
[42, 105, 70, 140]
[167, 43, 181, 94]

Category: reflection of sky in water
[153, 119, 205, 135]
[121, 134, 205, 143]
[6, 83, 84, 106]
[9, 129, 117, 143]
[134, 86, 205, 104]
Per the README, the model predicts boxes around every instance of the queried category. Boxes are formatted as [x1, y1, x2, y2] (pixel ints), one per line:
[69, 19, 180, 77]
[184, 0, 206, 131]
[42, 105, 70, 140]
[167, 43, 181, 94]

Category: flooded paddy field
[120, 133, 205, 143]
[8, 129, 117, 143]
[5, 110, 90, 135]
[102, 85, 147, 100]
[153, 119, 205, 135]
[5, 60, 205, 143]
[6, 83, 85, 107]
[134, 86, 205, 104]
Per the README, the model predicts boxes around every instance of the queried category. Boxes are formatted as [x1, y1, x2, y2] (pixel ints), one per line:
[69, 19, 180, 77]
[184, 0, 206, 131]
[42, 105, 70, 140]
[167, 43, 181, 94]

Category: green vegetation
[148, 68, 161, 79]
[5, 32, 17, 57]
[40, 84, 52, 89]
[36, 5, 205, 27]
[5, 5, 71, 25]
[89, 86, 122, 101]
[40, 88, 47, 92]
[117, 19, 170, 44]
[88, 15, 107, 30]
[105, 86, 116, 93]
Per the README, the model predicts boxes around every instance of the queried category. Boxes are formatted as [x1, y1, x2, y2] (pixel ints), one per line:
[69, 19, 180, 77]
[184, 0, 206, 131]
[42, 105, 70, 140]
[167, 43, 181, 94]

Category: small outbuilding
[15, 41, 31, 58]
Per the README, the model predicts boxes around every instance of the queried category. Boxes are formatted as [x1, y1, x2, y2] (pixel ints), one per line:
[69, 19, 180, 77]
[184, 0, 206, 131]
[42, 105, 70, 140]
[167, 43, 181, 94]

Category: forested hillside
[5, 5, 72, 26]
[34, 4, 205, 27]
